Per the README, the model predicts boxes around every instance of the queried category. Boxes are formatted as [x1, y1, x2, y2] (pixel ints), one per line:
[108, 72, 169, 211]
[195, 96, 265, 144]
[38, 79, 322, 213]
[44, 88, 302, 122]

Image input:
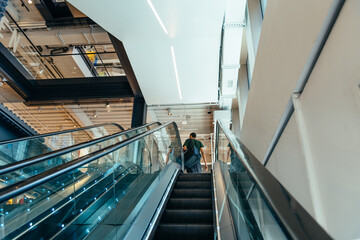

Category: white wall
[240, 0, 360, 239]
[241, 0, 333, 162]
[290, 1, 360, 238]
[247, 0, 263, 57]
[231, 108, 241, 138]
[266, 115, 315, 217]
[237, 65, 249, 130]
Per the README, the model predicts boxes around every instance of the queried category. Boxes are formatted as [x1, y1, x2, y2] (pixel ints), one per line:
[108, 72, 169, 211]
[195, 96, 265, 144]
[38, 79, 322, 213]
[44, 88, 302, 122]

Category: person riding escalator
[183, 132, 208, 173]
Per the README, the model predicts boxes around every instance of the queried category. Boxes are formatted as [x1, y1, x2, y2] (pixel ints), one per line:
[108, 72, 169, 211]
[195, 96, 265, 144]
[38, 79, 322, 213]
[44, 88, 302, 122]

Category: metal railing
[0, 122, 124, 145]
[0, 122, 160, 175]
[0, 121, 182, 203]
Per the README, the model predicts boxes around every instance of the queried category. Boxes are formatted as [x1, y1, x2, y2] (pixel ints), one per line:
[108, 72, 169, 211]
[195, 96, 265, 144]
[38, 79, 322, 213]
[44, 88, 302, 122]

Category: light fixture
[28, 0, 33, 4]
[39, 69, 44, 74]
[167, 108, 172, 116]
[182, 115, 190, 125]
[105, 102, 110, 108]
[147, 0, 168, 34]
[170, 46, 182, 100]
[93, 110, 98, 118]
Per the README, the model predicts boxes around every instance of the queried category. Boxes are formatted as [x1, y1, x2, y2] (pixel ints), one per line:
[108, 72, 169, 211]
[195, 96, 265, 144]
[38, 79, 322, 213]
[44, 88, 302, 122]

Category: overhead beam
[109, 33, 143, 98]
[26, 76, 134, 103]
[0, 42, 33, 99]
[131, 97, 147, 128]
[109, 34, 147, 127]
[35, 0, 73, 21]
[0, 104, 37, 140]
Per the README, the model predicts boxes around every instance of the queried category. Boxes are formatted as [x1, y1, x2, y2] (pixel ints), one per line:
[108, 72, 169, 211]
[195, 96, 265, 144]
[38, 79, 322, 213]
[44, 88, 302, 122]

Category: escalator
[152, 173, 214, 240]
[0, 121, 173, 239]
[0, 120, 332, 239]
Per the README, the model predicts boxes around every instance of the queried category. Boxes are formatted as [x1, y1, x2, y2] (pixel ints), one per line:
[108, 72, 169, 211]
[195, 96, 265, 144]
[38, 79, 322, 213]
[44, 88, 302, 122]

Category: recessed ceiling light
[147, 0, 168, 34]
[170, 46, 182, 100]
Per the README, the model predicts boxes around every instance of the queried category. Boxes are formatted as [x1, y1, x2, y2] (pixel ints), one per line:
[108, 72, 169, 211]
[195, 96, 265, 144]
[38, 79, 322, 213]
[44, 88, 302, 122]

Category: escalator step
[161, 210, 213, 224]
[177, 174, 211, 182]
[167, 198, 212, 209]
[154, 224, 213, 240]
[171, 189, 211, 198]
[174, 181, 211, 189]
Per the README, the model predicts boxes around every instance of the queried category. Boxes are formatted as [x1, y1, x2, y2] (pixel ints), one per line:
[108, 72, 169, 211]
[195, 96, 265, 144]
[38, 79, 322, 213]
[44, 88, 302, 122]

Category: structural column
[131, 97, 147, 128]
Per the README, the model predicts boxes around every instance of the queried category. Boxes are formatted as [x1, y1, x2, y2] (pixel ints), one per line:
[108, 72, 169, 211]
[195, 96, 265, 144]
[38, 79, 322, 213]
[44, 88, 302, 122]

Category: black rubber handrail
[0, 122, 161, 175]
[0, 123, 124, 145]
[0, 121, 182, 203]
[216, 120, 332, 240]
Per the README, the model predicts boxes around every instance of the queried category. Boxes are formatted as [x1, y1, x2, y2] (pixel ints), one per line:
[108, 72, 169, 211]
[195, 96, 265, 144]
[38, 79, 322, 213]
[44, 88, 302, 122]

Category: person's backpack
[183, 139, 201, 169]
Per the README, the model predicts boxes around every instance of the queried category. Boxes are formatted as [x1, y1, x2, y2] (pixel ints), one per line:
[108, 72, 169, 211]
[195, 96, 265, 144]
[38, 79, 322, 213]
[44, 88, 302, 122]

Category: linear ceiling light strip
[147, 0, 168, 34]
[170, 46, 182, 100]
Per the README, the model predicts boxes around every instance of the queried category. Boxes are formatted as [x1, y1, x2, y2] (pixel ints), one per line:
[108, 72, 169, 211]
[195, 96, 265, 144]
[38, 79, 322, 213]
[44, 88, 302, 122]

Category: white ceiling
[68, 0, 227, 105]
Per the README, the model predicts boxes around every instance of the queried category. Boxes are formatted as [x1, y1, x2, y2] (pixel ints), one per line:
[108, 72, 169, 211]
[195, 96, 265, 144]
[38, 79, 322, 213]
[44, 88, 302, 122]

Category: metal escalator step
[167, 198, 212, 210]
[161, 210, 213, 224]
[177, 174, 211, 182]
[174, 181, 211, 189]
[154, 224, 213, 240]
[171, 189, 211, 198]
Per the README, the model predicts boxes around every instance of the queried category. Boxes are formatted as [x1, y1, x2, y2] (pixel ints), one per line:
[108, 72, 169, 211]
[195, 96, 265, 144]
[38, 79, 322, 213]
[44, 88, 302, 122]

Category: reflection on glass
[0, 124, 154, 188]
[0, 123, 181, 239]
[0, 124, 123, 166]
[217, 125, 286, 240]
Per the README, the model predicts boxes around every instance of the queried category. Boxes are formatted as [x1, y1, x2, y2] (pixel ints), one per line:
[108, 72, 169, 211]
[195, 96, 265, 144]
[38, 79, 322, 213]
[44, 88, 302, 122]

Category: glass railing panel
[111, 124, 180, 239]
[0, 169, 79, 239]
[0, 125, 150, 189]
[0, 122, 181, 239]
[0, 124, 123, 165]
[248, 187, 287, 239]
[217, 125, 286, 240]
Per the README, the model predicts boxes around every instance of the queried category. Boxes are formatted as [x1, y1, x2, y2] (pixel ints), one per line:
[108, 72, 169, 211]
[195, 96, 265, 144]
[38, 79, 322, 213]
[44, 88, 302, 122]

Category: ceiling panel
[68, 0, 226, 105]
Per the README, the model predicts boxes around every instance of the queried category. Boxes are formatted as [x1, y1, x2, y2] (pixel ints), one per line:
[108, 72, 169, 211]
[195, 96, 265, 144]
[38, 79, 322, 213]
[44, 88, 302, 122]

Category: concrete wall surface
[240, 0, 360, 239]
